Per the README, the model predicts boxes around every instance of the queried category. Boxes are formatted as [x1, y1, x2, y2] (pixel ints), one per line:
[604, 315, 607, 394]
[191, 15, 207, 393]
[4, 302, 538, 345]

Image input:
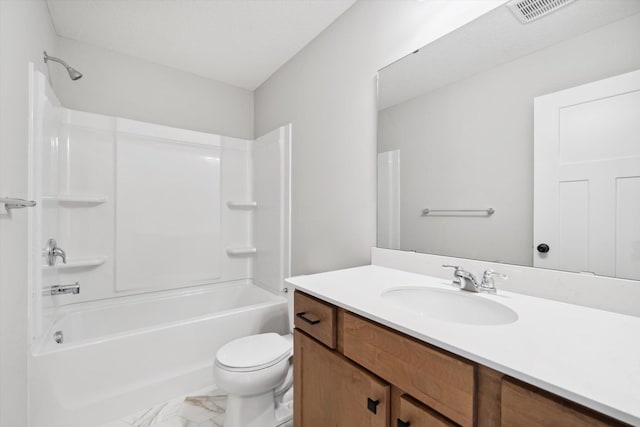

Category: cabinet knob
[397, 419, 411, 427]
[367, 398, 380, 414]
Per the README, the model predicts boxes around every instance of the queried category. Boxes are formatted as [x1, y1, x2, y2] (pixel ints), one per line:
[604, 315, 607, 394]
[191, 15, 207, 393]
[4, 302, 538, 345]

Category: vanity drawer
[397, 394, 458, 427]
[294, 291, 336, 349]
[343, 312, 475, 427]
[501, 378, 626, 427]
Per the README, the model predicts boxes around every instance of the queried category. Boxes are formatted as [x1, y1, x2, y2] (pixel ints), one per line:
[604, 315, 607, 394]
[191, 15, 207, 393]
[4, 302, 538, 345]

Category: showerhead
[67, 68, 83, 81]
[43, 51, 83, 81]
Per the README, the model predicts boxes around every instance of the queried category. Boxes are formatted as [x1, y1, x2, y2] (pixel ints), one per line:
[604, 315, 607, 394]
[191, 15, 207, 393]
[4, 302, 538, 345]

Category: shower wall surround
[115, 119, 224, 292]
[41, 108, 253, 310]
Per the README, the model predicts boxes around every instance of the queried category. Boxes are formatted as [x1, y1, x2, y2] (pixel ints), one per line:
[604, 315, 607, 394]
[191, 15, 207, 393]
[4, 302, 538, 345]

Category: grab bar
[421, 208, 495, 215]
[1, 197, 37, 210]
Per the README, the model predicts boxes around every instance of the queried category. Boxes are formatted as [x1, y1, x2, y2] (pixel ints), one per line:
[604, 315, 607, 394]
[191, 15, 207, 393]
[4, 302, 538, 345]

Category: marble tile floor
[99, 387, 293, 427]
[99, 387, 226, 427]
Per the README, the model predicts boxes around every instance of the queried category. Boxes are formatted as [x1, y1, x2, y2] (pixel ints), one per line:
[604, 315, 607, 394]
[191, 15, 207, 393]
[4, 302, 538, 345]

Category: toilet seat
[216, 333, 292, 372]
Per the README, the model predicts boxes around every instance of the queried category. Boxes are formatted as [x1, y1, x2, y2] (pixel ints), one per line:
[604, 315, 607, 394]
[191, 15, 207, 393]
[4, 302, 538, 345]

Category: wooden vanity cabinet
[294, 330, 390, 427]
[293, 290, 629, 427]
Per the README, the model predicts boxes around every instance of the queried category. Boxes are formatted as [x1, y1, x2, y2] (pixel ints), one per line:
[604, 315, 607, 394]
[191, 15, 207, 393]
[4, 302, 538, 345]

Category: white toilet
[214, 332, 294, 427]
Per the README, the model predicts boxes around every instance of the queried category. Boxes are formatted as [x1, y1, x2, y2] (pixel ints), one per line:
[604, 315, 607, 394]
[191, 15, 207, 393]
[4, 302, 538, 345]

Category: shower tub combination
[28, 67, 292, 427]
[30, 282, 288, 427]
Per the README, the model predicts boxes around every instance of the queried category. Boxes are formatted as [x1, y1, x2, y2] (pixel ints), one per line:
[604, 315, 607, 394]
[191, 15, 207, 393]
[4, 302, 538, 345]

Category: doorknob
[537, 243, 550, 253]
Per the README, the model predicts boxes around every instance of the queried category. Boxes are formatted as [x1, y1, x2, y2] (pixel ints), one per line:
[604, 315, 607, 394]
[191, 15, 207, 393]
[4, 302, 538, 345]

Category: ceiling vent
[507, 0, 576, 24]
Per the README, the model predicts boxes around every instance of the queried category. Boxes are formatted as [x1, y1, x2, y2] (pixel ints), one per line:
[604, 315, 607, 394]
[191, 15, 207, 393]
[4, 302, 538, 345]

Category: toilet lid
[216, 333, 292, 371]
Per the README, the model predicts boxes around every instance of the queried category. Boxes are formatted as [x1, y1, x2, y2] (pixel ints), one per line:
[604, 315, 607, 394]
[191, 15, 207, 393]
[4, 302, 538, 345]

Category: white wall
[0, 1, 58, 425]
[378, 13, 640, 266]
[254, 0, 504, 275]
[49, 37, 254, 139]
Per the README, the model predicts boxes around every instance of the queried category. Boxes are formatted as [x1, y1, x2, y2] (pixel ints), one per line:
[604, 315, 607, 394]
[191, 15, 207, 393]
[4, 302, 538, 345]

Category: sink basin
[381, 286, 518, 325]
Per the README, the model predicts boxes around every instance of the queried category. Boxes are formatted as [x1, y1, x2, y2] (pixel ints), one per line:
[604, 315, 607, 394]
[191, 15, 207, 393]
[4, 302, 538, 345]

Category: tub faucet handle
[45, 238, 67, 266]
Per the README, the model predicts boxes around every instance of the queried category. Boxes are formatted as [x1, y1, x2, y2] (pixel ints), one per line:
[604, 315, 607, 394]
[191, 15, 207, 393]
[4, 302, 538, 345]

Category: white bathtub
[30, 281, 289, 427]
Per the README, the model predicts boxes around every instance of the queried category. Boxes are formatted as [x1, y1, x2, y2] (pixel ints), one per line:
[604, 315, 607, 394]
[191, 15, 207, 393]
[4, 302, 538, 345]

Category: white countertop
[286, 265, 640, 425]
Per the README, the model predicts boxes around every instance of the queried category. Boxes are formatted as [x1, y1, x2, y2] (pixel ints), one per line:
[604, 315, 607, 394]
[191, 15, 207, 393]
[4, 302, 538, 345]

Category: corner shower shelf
[226, 247, 257, 256]
[226, 201, 257, 209]
[42, 194, 107, 205]
[44, 256, 107, 270]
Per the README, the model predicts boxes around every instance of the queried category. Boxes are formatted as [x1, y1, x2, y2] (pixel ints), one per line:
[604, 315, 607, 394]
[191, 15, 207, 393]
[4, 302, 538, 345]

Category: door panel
[557, 181, 589, 273]
[534, 70, 640, 279]
[559, 90, 640, 163]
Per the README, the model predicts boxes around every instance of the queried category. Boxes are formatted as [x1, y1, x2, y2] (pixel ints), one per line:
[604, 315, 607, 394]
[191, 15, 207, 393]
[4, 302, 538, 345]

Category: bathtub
[30, 281, 289, 427]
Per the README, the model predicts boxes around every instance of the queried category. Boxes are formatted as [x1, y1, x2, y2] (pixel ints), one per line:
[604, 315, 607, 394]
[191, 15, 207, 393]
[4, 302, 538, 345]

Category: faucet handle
[53, 247, 67, 264]
[480, 269, 507, 292]
[45, 238, 67, 266]
[483, 269, 508, 280]
[442, 265, 464, 287]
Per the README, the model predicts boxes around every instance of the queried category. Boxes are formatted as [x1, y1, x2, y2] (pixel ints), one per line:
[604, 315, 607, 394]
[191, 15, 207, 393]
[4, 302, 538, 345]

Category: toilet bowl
[214, 333, 293, 427]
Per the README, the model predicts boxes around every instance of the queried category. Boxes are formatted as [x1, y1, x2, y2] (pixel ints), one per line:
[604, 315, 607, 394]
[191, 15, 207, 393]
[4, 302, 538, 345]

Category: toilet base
[224, 392, 273, 427]
[223, 391, 293, 427]
[274, 399, 294, 427]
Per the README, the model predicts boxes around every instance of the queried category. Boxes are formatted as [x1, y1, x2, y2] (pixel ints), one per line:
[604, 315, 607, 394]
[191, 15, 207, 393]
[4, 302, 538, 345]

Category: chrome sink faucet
[443, 265, 507, 294]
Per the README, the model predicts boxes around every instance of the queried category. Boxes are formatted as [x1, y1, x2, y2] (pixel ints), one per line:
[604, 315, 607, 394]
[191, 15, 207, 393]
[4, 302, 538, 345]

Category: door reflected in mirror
[376, 0, 640, 280]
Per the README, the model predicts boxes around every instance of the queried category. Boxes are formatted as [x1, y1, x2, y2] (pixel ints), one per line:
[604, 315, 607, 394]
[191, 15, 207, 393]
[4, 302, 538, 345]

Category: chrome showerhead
[43, 51, 83, 81]
[67, 67, 83, 81]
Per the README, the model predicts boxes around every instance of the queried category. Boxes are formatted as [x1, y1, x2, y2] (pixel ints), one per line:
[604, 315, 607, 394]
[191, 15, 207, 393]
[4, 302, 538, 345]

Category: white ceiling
[46, 0, 357, 90]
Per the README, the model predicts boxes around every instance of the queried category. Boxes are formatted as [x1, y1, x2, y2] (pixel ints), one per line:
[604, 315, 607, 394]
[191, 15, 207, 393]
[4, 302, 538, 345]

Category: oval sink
[381, 286, 518, 325]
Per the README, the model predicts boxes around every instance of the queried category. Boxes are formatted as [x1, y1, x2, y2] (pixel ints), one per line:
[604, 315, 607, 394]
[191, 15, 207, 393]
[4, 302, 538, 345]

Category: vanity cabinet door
[501, 378, 626, 427]
[396, 395, 458, 427]
[294, 329, 390, 427]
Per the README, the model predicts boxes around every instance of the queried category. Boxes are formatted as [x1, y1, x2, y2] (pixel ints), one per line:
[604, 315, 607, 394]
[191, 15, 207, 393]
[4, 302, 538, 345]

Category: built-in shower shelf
[42, 194, 107, 205]
[44, 256, 107, 270]
[226, 247, 257, 256]
[226, 201, 257, 209]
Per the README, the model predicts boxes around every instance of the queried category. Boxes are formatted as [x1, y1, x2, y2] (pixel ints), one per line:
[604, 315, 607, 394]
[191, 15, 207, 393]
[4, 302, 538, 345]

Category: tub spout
[45, 282, 80, 296]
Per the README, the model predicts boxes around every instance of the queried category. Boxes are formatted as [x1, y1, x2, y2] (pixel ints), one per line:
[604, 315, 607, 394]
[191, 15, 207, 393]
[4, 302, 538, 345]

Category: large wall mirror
[377, 0, 640, 280]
